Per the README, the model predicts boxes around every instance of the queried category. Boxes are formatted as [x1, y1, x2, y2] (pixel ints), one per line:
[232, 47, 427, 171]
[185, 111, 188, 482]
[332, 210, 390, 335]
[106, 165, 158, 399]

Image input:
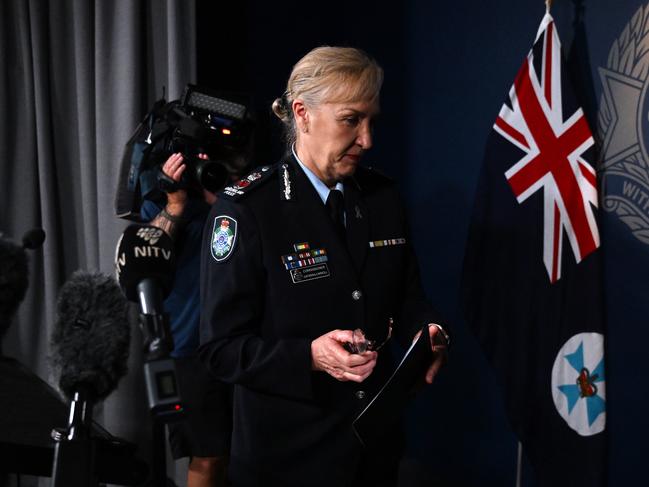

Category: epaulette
[220, 164, 278, 200]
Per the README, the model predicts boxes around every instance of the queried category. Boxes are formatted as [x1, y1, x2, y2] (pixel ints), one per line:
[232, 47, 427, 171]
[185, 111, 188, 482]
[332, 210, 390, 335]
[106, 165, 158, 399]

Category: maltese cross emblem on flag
[494, 15, 600, 283]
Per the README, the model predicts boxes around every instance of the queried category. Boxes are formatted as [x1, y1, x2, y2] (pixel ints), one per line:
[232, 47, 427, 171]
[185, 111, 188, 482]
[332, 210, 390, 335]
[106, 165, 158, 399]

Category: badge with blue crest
[211, 215, 237, 262]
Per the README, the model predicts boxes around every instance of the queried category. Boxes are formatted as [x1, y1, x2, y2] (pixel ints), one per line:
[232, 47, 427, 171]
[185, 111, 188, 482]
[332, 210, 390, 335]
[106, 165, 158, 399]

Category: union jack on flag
[494, 14, 600, 283]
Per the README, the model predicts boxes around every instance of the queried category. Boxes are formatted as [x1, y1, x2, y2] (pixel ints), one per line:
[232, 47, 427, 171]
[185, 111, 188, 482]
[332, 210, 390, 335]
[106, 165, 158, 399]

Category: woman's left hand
[413, 324, 448, 384]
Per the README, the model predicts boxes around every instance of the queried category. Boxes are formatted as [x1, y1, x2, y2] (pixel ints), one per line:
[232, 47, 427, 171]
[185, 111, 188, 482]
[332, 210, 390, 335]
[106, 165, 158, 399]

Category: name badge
[290, 264, 330, 284]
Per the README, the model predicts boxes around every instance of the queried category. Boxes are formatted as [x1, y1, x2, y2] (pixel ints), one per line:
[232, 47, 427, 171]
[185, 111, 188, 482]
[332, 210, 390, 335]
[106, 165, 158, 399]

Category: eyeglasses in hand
[346, 318, 393, 354]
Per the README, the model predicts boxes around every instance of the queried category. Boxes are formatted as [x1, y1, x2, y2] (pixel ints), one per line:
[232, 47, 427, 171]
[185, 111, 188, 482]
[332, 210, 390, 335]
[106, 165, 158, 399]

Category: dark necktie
[326, 189, 346, 241]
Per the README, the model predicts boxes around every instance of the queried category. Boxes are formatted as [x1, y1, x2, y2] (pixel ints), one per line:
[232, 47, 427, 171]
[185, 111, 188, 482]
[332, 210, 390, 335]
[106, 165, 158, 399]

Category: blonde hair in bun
[271, 93, 291, 123]
[273, 46, 383, 146]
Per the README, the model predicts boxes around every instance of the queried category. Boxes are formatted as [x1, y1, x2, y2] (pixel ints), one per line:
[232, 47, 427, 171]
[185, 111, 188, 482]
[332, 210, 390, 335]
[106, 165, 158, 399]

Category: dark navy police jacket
[199, 154, 441, 487]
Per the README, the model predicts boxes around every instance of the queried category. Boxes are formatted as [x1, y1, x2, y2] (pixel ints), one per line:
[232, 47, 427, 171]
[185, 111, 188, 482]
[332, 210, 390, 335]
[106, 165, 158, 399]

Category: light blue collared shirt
[292, 145, 344, 205]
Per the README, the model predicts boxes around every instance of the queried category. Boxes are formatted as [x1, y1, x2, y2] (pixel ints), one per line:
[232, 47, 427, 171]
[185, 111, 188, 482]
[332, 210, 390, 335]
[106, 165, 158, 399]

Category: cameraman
[142, 152, 232, 487]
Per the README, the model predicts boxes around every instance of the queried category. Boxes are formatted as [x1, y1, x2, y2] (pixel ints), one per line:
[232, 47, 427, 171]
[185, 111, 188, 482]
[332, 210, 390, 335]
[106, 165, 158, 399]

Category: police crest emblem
[599, 2, 649, 245]
[211, 216, 237, 262]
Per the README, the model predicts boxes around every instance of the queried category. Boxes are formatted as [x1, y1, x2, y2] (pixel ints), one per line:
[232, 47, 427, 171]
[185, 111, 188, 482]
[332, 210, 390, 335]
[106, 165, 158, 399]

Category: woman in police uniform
[199, 46, 449, 487]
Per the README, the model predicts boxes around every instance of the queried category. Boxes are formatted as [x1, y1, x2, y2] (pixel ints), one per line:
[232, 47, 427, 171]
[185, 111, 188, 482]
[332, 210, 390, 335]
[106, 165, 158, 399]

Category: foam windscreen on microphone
[51, 271, 130, 401]
[114, 225, 175, 302]
[0, 234, 29, 339]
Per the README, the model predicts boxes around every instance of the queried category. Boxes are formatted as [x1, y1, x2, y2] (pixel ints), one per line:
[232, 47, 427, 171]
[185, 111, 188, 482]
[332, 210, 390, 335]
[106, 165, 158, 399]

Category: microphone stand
[51, 386, 97, 487]
[137, 278, 183, 487]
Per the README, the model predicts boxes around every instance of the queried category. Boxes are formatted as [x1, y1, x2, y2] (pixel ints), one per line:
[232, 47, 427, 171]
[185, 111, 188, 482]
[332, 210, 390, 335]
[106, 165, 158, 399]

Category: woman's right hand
[311, 329, 377, 382]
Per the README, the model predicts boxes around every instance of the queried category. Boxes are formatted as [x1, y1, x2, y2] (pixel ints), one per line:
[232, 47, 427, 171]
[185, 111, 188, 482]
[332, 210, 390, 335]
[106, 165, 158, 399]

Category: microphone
[115, 224, 175, 312]
[115, 224, 182, 420]
[0, 234, 29, 340]
[49, 271, 130, 487]
[50, 271, 130, 402]
[0, 228, 46, 335]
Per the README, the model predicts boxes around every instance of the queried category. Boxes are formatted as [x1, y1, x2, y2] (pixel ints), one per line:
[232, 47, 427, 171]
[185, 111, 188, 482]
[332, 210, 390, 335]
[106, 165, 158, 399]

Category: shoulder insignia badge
[211, 215, 237, 262]
[221, 165, 276, 199]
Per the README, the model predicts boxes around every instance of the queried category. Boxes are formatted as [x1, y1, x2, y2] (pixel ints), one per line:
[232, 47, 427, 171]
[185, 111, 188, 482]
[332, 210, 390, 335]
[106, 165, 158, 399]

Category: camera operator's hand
[162, 153, 188, 214]
[150, 152, 194, 239]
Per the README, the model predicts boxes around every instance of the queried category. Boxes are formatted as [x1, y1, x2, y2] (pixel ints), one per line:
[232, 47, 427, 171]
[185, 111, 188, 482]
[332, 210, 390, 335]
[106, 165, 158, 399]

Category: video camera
[115, 84, 254, 221]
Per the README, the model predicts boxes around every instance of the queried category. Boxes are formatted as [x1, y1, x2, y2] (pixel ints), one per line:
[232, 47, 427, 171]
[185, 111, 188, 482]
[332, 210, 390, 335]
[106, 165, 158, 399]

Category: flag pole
[516, 441, 523, 487]
[546, 0, 553, 13]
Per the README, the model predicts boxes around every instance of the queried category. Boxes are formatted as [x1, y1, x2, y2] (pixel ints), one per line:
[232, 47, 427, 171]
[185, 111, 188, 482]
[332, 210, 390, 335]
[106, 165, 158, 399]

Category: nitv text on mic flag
[460, 13, 607, 487]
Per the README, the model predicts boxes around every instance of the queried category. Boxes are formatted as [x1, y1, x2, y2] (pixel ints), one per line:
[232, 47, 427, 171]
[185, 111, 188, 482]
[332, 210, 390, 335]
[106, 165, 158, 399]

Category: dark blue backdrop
[197, 1, 649, 485]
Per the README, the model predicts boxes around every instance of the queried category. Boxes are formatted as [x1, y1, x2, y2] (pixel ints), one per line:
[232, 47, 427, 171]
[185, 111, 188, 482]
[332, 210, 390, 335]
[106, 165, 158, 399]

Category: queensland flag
[461, 13, 607, 486]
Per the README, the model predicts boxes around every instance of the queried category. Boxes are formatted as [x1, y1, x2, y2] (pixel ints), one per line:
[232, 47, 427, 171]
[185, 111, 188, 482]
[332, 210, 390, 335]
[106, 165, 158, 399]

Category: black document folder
[352, 325, 433, 445]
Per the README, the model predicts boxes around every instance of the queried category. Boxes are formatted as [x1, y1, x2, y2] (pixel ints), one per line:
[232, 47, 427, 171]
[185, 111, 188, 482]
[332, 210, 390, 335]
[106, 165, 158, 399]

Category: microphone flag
[115, 224, 175, 302]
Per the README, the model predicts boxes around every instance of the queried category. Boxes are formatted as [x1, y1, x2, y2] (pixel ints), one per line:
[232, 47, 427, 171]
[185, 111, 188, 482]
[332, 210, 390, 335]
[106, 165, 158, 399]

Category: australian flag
[461, 13, 607, 486]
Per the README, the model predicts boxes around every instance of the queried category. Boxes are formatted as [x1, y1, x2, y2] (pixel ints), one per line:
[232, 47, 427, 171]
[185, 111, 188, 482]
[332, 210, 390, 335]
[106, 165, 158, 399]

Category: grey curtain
[0, 0, 195, 482]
